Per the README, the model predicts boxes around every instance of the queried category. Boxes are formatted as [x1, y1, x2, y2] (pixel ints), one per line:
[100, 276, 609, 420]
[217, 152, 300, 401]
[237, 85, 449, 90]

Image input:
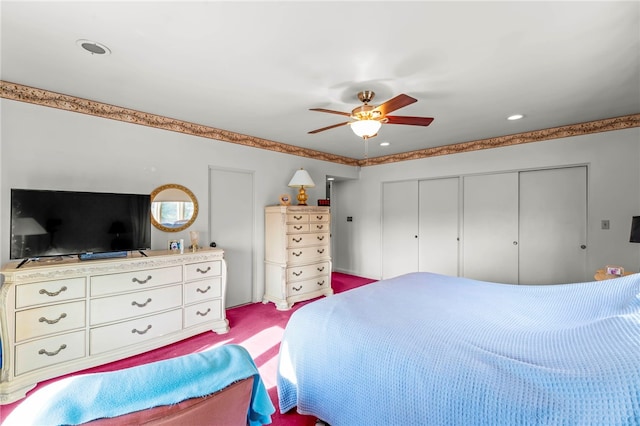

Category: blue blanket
[278, 272, 640, 425]
[6, 344, 274, 425]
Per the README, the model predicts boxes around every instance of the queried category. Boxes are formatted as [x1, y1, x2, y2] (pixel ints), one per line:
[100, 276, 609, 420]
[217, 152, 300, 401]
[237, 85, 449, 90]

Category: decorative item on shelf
[189, 231, 199, 252]
[168, 239, 183, 253]
[317, 199, 330, 206]
[605, 265, 624, 276]
[288, 168, 315, 206]
[279, 194, 291, 206]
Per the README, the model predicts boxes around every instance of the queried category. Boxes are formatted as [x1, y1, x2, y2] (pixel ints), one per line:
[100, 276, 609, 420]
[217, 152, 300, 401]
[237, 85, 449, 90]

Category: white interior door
[382, 180, 419, 279]
[463, 173, 519, 283]
[419, 177, 460, 276]
[519, 166, 587, 284]
[209, 167, 254, 307]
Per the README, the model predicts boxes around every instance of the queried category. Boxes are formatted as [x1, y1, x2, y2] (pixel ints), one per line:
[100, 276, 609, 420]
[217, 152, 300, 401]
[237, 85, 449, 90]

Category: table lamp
[288, 168, 315, 205]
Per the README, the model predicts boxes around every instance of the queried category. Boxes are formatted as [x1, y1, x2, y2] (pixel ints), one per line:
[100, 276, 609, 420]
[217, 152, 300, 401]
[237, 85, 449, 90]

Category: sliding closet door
[462, 173, 519, 283]
[519, 166, 587, 284]
[418, 177, 459, 276]
[382, 180, 419, 279]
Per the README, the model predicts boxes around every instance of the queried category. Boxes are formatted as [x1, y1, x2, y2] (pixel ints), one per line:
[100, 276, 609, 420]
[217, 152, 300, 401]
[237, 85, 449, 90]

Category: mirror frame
[150, 183, 199, 233]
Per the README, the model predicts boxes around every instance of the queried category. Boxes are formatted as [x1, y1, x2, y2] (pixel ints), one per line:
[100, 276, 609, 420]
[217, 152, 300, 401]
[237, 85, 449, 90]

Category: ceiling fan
[308, 91, 434, 139]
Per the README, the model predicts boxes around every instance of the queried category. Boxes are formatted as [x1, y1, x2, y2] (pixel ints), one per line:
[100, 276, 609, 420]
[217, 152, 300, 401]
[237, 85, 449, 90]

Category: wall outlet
[601, 220, 610, 230]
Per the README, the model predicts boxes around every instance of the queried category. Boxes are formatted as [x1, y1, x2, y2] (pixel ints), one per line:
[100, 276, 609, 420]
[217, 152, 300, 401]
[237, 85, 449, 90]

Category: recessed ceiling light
[76, 39, 111, 55]
[507, 114, 524, 121]
[380, 141, 390, 147]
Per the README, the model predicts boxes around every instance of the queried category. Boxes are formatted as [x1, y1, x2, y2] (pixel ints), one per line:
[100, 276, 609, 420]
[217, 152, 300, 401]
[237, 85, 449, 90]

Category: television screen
[11, 189, 151, 260]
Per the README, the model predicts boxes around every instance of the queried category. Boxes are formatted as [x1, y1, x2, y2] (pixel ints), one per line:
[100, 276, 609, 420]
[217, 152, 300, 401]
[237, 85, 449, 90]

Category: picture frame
[605, 265, 624, 276]
[279, 194, 291, 206]
[168, 239, 180, 251]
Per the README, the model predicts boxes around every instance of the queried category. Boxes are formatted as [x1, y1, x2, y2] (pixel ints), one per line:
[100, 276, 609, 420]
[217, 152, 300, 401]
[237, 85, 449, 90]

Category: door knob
[513, 241, 518, 245]
[580, 245, 587, 249]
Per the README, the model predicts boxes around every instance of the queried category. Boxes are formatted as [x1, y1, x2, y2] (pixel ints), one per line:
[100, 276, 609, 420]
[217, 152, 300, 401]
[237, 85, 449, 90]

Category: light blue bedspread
[6, 344, 274, 425]
[277, 272, 640, 425]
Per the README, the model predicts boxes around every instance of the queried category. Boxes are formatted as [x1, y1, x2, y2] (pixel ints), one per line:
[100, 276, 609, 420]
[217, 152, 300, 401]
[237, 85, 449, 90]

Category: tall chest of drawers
[263, 205, 333, 310]
[0, 249, 228, 404]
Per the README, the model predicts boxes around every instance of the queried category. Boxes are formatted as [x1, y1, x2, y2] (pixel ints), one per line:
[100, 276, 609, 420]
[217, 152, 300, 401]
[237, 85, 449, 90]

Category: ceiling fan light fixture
[351, 120, 381, 139]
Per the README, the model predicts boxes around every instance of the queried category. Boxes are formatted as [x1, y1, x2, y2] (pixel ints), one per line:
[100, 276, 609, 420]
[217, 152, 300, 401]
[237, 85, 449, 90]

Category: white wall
[333, 128, 640, 280]
[0, 99, 359, 300]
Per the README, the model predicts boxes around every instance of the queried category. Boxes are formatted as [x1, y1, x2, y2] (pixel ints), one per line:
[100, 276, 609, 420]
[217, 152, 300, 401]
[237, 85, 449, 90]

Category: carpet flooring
[0, 272, 375, 425]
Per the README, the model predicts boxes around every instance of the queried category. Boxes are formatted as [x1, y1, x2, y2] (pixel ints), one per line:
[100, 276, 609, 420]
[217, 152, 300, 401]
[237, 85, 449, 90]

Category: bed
[277, 272, 640, 425]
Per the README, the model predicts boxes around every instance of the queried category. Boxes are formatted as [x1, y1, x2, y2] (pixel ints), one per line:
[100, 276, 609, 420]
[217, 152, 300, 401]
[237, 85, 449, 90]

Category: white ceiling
[2, 1, 639, 160]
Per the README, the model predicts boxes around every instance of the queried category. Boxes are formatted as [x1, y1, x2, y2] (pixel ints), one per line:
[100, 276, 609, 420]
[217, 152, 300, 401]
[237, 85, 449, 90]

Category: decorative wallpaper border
[2, 81, 638, 167]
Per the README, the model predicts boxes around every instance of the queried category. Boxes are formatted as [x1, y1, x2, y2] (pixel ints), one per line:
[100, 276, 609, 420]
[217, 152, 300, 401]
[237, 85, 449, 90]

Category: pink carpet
[0, 272, 375, 425]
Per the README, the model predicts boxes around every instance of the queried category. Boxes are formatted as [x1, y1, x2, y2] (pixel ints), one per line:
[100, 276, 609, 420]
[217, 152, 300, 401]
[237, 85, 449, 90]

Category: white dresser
[0, 249, 228, 404]
[263, 205, 333, 310]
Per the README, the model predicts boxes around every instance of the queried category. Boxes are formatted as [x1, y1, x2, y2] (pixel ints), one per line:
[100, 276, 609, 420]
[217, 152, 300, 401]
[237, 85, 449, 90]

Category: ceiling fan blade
[385, 115, 434, 126]
[308, 121, 350, 134]
[374, 94, 417, 116]
[309, 108, 351, 117]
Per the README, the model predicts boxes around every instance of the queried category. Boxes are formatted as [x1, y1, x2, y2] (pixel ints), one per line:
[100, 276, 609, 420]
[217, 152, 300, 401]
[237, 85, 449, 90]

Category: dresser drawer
[185, 261, 221, 282]
[309, 213, 330, 223]
[287, 223, 309, 233]
[16, 277, 86, 308]
[309, 222, 329, 232]
[90, 285, 182, 325]
[15, 301, 86, 342]
[286, 213, 309, 223]
[90, 309, 182, 354]
[91, 266, 182, 297]
[288, 275, 330, 296]
[15, 330, 85, 376]
[287, 262, 330, 282]
[184, 300, 223, 328]
[287, 245, 329, 263]
[184, 277, 222, 304]
[287, 232, 329, 248]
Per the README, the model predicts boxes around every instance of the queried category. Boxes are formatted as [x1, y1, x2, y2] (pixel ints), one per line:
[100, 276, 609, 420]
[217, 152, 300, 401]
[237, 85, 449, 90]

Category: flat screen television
[10, 189, 151, 260]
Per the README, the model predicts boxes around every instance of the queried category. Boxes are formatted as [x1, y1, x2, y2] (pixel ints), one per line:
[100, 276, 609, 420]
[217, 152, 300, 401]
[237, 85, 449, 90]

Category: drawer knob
[316, 225, 324, 230]
[294, 225, 303, 230]
[292, 237, 302, 243]
[294, 215, 303, 221]
[131, 298, 152, 308]
[292, 285, 303, 292]
[317, 266, 325, 272]
[293, 251, 302, 257]
[38, 344, 67, 357]
[317, 249, 325, 254]
[196, 266, 212, 274]
[293, 270, 303, 277]
[132, 275, 153, 284]
[132, 324, 152, 335]
[316, 216, 324, 220]
[196, 308, 212, 317]
[197, 285, 212, 294]
[317, 280, 325, 286]
[38, 313, 67, 325]
[317, 236, 325, 241]
[39, 286, 68, 297]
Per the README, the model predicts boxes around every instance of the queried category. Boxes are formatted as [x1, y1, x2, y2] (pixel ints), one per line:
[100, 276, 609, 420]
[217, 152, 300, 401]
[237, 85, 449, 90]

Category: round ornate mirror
[150, 184, 199, 232]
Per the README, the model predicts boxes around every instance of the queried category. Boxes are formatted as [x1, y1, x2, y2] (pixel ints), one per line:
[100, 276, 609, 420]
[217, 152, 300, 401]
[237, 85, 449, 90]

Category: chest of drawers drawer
[185, 261, 221, 282]
[184, 300, 223, 328]
[90, 309, 183, 355]
[184, 277, 222, 304]
[288, 276, 330, 296]
[287, 232, 329, 248]
[91, 266, 182, 297]
[90, 285, 182, 325]
[16, 277, 86, 308]
[287, 262, 330, 282]
[15, 301, 86, 342]
[287, 245, 329, 263]
[287, 213, 309, 223]
[15, 330, 85, 376]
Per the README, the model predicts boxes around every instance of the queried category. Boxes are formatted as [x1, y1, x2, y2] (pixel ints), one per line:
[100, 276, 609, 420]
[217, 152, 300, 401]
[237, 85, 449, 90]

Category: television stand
[138, 249, 148, 257]
[0, 248, 229, 404]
